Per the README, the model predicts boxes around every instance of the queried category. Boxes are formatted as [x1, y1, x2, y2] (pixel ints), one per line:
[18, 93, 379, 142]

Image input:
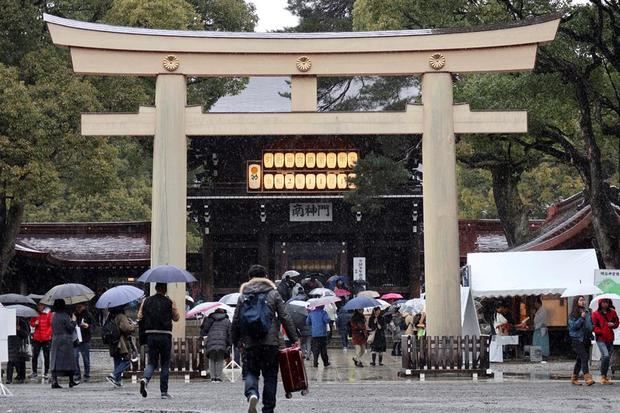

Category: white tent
[461, 287, 481, 336]
[468, 249, 599, 298]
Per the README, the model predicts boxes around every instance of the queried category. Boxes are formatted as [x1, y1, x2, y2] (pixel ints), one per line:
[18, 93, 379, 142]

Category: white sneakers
[248, 394, 259, 413]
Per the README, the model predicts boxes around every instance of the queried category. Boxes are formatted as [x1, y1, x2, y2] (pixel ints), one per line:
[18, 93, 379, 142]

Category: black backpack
[101, 315, 121, 346]
[239, 292, 274, 339]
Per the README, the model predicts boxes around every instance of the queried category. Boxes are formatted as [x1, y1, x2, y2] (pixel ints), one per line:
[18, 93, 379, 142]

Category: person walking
[201, 307, 232, 382]
[231, 264, 299, 413]
[592, 298, 619, 384]
[337, 306, 351, 350]
[30, 302, 53, 380]
[532, 297, 550, 358]
[6, 317, 30, 384]
[350, 309, 368, 367]
[50, 299, 79, 389]
[105, 305, 137, 387]
[368, 307, 386, 367]
[138, 283, 180, 399]
[306, 305, 330, 368]
[73, 303, 94, 383]
[568, 295, 594, 386]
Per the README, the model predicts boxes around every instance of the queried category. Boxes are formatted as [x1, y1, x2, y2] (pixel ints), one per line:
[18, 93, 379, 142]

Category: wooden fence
[128, 336, 210, 378]
[399, 335, 492, 378]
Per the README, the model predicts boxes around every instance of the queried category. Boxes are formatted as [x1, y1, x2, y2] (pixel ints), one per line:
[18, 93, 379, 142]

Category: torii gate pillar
[422, 73, 461, 336]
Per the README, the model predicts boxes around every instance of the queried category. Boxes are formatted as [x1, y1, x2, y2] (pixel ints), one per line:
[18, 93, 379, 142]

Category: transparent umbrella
[0, 293, 36, 306]
[41, 283, 94, 306]
[4, 304, 39, 318]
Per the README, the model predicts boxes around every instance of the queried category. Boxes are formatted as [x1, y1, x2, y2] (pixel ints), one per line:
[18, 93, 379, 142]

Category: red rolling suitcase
[278, 346, 309, 399]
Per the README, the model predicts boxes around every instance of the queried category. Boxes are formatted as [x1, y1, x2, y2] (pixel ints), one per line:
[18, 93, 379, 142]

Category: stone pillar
[151, 74, 187, 338]
[421, 73, 462, 337]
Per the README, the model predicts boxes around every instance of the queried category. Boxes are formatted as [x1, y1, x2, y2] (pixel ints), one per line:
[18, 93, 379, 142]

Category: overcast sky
[252, 0, 299, 32]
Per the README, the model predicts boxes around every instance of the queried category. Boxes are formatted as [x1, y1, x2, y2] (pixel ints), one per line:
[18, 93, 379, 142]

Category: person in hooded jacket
[201, 307, 232, 382]
[30, 302, 53, 379]
[7, 317, 30, 384]
[105, 305, 136, 387]
[592, 298, 619, 384]
[306, 305, 331, 368]
[568, 295, 594, 386]
[231, 265, 298, 413]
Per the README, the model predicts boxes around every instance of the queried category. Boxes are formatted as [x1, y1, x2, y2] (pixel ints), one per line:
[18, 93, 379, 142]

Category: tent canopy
[468, 249, 599, 298]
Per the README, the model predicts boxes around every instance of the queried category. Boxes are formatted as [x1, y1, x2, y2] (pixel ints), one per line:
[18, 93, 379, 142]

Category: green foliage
[192, 0, 258, 31]
[104, 0, 200, 29]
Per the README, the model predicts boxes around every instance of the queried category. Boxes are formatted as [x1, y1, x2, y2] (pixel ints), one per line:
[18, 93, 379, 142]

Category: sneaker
[248, 394, 259, 413]
[139, 378, 148, 398]
[161, 393, 173, 399]
[105, 375, 121, 388]
[83, 377, 90, 383]
[324, 362, 331, 368]
[29, 373, 38, 379]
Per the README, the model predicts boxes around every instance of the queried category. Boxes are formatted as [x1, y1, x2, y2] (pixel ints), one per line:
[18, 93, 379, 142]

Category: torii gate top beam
[44, 13, 560, 77]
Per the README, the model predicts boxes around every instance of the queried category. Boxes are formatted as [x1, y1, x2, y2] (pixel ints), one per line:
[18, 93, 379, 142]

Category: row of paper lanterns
[258, 172, 356, 190]
[263, 151, 358, 169]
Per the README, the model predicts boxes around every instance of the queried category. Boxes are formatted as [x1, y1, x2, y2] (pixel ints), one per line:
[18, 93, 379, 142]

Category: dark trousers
[74, 341, 91, 379]
[244, 345, 279, 413]
[32, 340, 51, 376]
[311, 337, 329, 366]
[7, 360, 26, 382]
[143, 334, 172, 394]
[572, 339, 591, 375]
[339, 326, 349, 349]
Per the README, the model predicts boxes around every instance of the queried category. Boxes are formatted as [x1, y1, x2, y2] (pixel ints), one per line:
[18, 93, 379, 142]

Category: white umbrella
[219, 293, 241, 306]
[400, 298, 426, 315]
[41, 283, 95, 305]
[357, 290, 380, 298]
[186, 302, 234, 320]
[589, 293, 620, 310]
[375, 299, 391, 310]
[309, 288, 336, 298]
[561, 284, 603, 298]
[5, 304, 39, 318]
[307, 296, 340, 309]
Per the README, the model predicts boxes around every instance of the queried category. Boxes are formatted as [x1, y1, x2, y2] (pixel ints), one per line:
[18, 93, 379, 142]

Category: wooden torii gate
[44, 14, 559, 338]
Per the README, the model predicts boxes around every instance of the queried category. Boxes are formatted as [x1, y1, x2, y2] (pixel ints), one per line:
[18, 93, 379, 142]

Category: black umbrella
[137, 264, 197, 283]
[0, 293, 36, 306]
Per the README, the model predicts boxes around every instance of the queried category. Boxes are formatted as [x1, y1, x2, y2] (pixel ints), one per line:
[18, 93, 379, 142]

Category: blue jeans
[244, 346, 279, 413]
[112, 355, 131, 382]
[143, 334, 172, 394]
[74, 341, 91, 379]
[339, 326, 349, 349]
[597, 341, 614, 376]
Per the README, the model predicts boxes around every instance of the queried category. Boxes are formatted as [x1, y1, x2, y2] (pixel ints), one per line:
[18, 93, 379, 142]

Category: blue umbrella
[137, 264, 197, 283]
[96, 285, 145, 309]
[342, 296, 380, 311]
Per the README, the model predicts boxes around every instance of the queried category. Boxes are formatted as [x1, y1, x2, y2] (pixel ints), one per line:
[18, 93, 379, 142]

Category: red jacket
[592, 309, 619, 343]
[30, 311, 53, 342]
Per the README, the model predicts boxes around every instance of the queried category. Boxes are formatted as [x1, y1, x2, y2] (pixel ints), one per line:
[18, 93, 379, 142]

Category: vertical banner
[353, 257, 366, 282]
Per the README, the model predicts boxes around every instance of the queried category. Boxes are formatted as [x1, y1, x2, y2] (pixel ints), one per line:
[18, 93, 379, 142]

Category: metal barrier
[399, 335, 492, 378]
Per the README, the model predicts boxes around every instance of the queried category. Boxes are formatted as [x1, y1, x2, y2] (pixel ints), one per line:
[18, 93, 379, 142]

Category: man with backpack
[231, 265, 299, 413]
[104, 305, 136, 387]
[138, 283, 180, 399]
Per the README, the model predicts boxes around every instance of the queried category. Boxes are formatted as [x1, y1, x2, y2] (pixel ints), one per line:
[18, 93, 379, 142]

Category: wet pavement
[1, 349, 618, 412]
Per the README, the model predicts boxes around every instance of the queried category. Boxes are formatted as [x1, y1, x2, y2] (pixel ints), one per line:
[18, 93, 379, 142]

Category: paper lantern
[305, 174, 316, 190]
[337, 173, 348, 189]
[248, 164, 261, 190]
[295, 152, 305, 168]
[316, 173, 327, 190]
[295, 174, 305, 190]
[263, 174, 274, 190]
[347, 152, 358, 168]
[316, 152, 327, 168]
[326, 173, 337, 189]
[337, 152, 348, 168]
[285, 173, 295, 189]
[348, 173, 356, 189]
[274, 174, 284, 189]
[285, 153, 295, 168]
[274, 153, 284, 168]
[326, 153, 337, 169]
[306, 153, 316, 168]
[263, 153, 274, 169]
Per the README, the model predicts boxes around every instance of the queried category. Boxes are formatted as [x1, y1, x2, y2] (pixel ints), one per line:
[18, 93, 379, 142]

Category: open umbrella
[342, 296, 380, 312]
[561, 284, 603, 298]
[589, 293, 620, 310]
[0, 293, 36, 306]
[41, 283, 94, 306]
[219, 293, 241, 306]
[27, 293, 44, 301]
[307, 296, 341, 309]
[400, 298, 426, 315]
[137, 264, 197, 283]
[309, 288, 335, 298]
[186, 302, 225, 318]
[381, 293, 403, 300]
[357, 290, 380, 298]
[334, 288, 351, 297]
[286, 300, 309, 317]
[4, 304, 39, 318]
[375, 299, 391, 310]
[96, 285, 144, 309]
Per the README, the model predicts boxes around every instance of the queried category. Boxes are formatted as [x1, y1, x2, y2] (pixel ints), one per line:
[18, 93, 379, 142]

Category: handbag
[18, 337, 32, 359]
[367, 330, 376, 345]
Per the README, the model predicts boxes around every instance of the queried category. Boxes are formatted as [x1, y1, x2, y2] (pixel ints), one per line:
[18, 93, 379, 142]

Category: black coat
[201, 312, 231, 356]
[369, 314, 387, 352]
[51, 311, 77, 373]
[8, 318, 30, 362]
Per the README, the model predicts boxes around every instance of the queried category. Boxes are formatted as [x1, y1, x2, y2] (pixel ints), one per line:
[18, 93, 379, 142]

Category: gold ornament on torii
[163, 55, 180, 72]
[296, 56, 312, 72]
[429, 53, 446, 70]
